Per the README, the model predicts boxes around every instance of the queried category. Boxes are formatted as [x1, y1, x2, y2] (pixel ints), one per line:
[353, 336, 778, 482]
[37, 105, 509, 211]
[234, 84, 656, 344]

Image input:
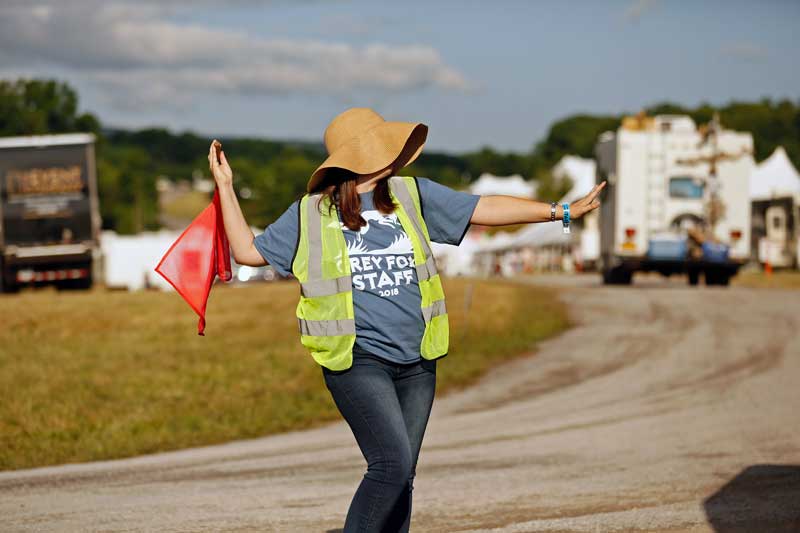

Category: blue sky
[1, 0, 797, 153]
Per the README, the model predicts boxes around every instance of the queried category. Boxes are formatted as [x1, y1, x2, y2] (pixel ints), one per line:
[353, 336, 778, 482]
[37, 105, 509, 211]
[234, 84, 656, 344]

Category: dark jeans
[322, 352, 437, 533]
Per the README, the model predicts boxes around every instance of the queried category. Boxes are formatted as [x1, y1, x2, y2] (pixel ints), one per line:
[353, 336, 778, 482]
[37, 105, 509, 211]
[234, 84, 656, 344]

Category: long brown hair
[314, 167, 396, 231]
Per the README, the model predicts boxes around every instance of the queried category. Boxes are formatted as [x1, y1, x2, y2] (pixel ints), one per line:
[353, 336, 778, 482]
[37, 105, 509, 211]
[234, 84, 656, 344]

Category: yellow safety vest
[292, 176, 449, 370]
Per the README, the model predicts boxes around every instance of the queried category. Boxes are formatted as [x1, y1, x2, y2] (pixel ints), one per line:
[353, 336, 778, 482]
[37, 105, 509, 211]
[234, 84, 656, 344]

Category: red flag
[154, 187, 232, 335]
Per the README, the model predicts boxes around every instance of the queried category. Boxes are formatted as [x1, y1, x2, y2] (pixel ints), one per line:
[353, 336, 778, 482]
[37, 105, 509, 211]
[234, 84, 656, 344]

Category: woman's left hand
[568, 180, 607, 219]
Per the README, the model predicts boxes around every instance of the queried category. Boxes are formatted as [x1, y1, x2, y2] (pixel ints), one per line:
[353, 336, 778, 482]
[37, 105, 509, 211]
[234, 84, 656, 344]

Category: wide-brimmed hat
[307, 107, 428, 192]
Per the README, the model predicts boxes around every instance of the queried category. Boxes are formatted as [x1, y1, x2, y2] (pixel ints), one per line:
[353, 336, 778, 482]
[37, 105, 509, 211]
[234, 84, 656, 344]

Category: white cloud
[623, 0, 658, 23]
[721, 42, 768, 62]
[0, 2, 469, 110]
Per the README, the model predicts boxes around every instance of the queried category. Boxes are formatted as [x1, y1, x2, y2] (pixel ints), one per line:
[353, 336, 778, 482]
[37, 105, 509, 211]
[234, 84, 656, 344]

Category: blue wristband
[562, 203, 570, 234]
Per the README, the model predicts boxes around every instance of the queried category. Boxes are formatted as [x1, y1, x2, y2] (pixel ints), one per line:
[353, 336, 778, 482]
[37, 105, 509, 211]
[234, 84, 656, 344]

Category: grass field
[160, 190, 212, 221]
[733, 270, 800, 289]
[0, 278, 568, 471]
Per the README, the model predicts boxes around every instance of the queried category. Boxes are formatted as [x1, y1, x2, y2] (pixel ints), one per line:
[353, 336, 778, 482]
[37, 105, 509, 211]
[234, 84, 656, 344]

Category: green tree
[97, 145, 159, 234]
[532, 114, 620, 167]
[0, 79, 100, 136]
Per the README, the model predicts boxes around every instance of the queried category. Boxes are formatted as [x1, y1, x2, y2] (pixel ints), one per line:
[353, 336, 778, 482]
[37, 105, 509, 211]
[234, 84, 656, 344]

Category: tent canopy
[470, 173, 536, 197]
[552, 155, 597, 204]
[749, 146, 800, 200]
[475, 155, 597, 252]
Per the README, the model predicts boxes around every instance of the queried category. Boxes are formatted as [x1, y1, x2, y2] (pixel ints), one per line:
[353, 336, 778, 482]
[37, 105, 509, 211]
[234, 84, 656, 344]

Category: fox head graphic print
[342, 210, 416, 295]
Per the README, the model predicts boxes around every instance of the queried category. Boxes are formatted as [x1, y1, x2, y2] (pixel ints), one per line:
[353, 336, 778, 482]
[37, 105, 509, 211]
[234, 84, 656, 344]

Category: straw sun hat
[307, 107, 428, 192]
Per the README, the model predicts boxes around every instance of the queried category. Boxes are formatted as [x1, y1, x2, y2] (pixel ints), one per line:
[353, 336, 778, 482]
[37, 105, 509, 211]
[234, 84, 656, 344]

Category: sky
[0, 0, 797, 153]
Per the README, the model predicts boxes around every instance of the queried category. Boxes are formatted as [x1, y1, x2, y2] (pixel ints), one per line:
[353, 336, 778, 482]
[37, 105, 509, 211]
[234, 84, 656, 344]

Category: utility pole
[706, 113, 723, 236]
[675, 113, 751, 240]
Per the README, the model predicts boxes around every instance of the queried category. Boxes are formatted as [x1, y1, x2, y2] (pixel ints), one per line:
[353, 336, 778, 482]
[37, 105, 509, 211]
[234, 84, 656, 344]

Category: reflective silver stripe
[390, 178, 437, 280]
[306, 194, 323, 281]
[415, 255, 438, 281]
[300, 275, 351, 297]
[421, 299, 447, 323]
[298, 317, 356, 336]
[389, 177, 434, 260]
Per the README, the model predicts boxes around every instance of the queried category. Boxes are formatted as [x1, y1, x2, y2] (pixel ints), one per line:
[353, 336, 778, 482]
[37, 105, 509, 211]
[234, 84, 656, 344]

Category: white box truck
[595, 114, 753, 286]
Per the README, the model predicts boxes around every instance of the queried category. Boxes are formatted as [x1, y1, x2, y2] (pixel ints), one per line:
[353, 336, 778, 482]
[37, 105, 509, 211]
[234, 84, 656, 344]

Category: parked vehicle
[230, 260, 282, 285]
[0, 133, 101, 292]
[595, 114, 753, 286]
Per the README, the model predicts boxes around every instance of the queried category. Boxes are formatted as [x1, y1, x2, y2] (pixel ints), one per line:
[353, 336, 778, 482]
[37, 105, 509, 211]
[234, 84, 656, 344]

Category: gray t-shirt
[253, 177, 480, 364]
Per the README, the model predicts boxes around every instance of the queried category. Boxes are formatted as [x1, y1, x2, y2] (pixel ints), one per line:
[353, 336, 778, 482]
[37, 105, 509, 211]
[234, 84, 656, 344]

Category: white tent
[101, 225, 262, 291]
[469, 173, 536, 197]
[552, 155, 599, 263]
[101, 229, 181, 291]
[473, 207, 572, 252]
[749, 146, 800, 200]
[508, 218, 570, 248]
[431, 236, 482, 276]
[509, 155, 597, 250]
[472, 231, 519, 252]
[552, 155, 597, 203]
[471, 154, 601, 274]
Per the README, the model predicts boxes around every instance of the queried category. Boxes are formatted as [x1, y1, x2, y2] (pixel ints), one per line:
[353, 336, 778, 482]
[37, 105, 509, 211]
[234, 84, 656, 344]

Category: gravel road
[2, 276, 799, 532]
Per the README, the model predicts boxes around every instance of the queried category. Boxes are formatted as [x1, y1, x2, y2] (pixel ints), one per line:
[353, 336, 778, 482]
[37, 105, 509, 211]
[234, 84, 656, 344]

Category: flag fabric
[154, 187, 232, 335]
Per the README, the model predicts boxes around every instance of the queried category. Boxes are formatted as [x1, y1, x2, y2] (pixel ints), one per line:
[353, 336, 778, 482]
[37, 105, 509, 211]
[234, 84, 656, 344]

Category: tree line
[2, 79, 798, 234]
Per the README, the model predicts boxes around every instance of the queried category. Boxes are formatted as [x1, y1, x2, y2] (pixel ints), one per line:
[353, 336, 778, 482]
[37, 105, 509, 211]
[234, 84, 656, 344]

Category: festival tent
[430, 173, 536, 274]
[749, 146, 800, 200]
[431, 237, 480, 276]
[500, 155, 598, 250]
[749, 147, 800, 268]
[469, 173, 537, 197]
[507, 216, 571, 248]
[551, 155, 600, 264]
[102, 229, 181, 291]
[473, 231, 520, 252]
[553, 155, 598, 203]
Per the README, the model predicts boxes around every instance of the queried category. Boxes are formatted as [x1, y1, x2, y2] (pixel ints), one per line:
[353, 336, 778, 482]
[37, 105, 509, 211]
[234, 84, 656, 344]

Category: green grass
[0, 278, 568, 471]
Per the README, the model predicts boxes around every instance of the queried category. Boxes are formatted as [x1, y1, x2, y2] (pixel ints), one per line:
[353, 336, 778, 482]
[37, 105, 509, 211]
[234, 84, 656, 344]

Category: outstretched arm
[208, 140, 267, 266]
[470, 181, 606, 226]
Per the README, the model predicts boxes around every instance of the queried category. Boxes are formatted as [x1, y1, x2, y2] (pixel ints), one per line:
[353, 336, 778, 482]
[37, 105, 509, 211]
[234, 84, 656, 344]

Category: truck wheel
[603, 266, 632, 285]
[704, 268, 729, 286]
[57, 277, 93, 291]
[0, 268, 20, 294]
[1, 280, 20, 293]
[78, 275, 93, 290]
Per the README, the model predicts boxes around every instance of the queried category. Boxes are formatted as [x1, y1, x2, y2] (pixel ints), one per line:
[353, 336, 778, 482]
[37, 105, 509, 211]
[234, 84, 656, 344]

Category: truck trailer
[0, 133, 102, 292]
[595, 114, 753, 286]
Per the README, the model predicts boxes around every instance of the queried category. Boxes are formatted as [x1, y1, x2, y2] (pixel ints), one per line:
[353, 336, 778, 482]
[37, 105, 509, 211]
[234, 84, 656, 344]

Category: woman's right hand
[208, 139, 233, 187]
[207, 139, 267, 266]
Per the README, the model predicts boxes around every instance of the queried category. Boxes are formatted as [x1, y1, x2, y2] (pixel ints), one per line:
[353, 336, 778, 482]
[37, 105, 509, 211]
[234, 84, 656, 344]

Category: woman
[209, 107, 605, 532]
